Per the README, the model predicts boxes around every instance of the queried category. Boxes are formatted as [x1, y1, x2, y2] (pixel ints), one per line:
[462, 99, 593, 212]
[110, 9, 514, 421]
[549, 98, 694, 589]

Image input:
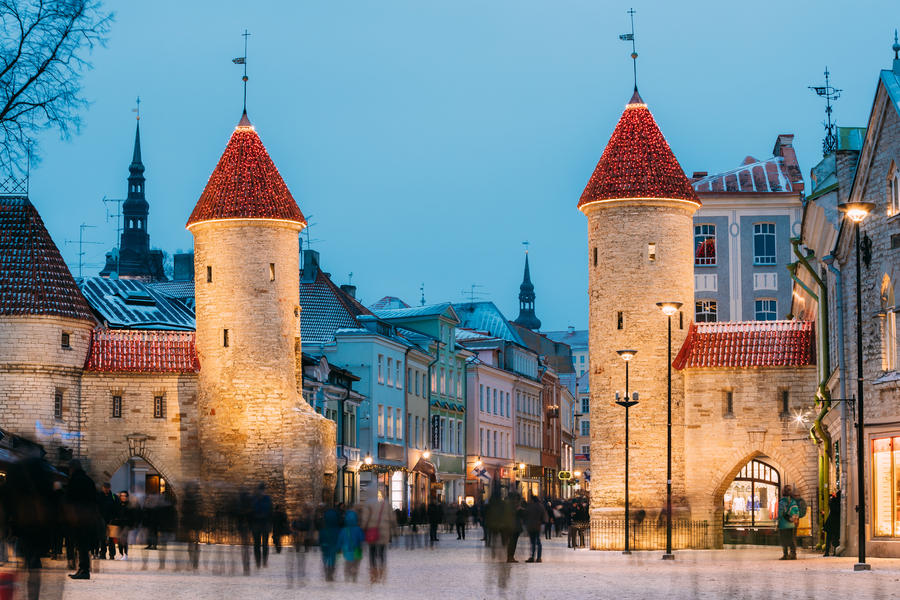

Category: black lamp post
[838, 200, 874, 571]
[656, 301, 682, 560]
[616, 349, 638, 555]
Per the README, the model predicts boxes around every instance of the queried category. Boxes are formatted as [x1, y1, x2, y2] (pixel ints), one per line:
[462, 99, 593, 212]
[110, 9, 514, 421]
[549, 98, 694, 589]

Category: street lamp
[364, 453, 373, 466]
[656, 301, 682, 561]
[423, 448, 431, 459]
[838, 200, 874, 571]
[616, 349, 638, 555]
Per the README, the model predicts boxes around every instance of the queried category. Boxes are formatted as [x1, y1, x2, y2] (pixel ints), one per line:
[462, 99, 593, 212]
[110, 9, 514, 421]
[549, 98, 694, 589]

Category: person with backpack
[337, 509, 364, 582]
[777, 485, 800, 560]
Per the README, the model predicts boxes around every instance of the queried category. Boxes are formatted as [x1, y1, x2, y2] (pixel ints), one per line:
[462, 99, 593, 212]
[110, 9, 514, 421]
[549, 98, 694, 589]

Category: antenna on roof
[348, 272, 353, 285]
[619, 8, 638, 91]
[461, 284, 486, 303]
[65, 223, 102, 279]
[808, 67, 841, 156]
[420, 283, 426, 306]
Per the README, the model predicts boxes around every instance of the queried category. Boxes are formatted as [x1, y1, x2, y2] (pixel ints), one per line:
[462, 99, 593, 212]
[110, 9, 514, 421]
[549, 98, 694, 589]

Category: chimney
[340, 284, 357, 299]
[691, 171, 708, 179]
[173, 252, 194, 281]
[301, 250, 320, 283]
[567, 325, 575, 334]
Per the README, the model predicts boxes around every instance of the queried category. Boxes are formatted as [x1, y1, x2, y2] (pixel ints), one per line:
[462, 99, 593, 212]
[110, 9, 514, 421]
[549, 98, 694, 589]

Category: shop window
[112, 395, 122, 418]
[391, 471, 404, 511]
[753, 223, 776, 265]
[871, 436, 900, 538]
[723, 459, 780, 529]
[696, 300, 717, 323]
[694, 224, 716, 265]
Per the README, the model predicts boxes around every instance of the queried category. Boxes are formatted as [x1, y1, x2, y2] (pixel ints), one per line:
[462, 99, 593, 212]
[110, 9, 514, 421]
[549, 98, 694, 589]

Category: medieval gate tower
[188, 112, 336, 512]
[579, 90, 700, 546]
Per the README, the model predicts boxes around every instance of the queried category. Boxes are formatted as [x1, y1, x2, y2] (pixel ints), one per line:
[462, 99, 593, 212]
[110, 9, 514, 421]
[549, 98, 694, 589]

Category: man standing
[65, 460, 99, 579]
[525, 495, 548, 563]
[250, 482, 273, 569]
[777, 484, 799, 560]
[97, 483, 117, 560]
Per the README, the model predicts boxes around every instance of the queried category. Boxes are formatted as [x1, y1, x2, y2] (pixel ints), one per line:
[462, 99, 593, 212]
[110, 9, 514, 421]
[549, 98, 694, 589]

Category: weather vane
[619, 8, 638, 90]
[809, 67, 841, 156]
[522, 240, 530, 254]
[132, 96, 141, 121]
[232, 29, 251, 112]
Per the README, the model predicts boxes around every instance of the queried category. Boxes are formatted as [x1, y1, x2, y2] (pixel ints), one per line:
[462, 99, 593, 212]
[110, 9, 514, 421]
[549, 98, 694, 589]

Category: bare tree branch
[0, 0, 112, 174]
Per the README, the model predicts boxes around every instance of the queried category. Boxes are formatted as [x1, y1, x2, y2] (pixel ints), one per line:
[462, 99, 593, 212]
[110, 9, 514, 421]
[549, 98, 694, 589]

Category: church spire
[513, 245, 541, 331]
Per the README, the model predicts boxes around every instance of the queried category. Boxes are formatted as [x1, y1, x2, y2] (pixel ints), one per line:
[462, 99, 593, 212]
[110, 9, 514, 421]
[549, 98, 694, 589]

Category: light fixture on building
[838, 201, 875, 223]
[616, 349, 637, 361]
[422, 448, 431, 459]
[474, 457, 483, 468]
[573, 470, 582, 478]
[364, 453, 373, 465]
[518, 462, 526, 471]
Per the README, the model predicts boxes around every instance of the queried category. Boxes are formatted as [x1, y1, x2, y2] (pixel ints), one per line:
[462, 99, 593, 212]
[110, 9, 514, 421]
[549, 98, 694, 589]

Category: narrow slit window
[61, 332, 70, 349]
[679, 310, 684, 330]
[269, 263, 275, 281]
[725, 391, 734, 416]
[780, 390, 790, 415]
[54, 390, 63, 420]
[593, 247, 598, 267]
[154, 395, 165, 419]
[206, 266, 213, 283]
[648, 242, 657, 262]
[223, 329, 229, 347]
[616, 311, 624, 330]
[112, 395, 122, 418]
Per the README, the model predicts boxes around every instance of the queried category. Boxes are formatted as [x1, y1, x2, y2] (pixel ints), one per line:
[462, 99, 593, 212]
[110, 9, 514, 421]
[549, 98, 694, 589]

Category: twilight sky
[27, 0, 898, 331]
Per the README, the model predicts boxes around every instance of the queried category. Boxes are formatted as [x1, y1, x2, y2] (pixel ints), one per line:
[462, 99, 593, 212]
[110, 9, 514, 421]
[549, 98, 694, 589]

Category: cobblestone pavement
[14, 533, 900, 600]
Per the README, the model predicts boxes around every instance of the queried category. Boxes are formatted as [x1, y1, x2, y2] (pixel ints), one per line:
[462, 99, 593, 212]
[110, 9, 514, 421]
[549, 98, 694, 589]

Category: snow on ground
[15, 533, 900, 600]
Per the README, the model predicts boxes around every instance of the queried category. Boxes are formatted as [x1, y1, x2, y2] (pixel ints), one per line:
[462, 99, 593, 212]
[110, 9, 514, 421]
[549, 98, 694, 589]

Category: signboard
[574, 453, 589, 462]
[558, 470, 572, 481]
[430, 415, 441, 449]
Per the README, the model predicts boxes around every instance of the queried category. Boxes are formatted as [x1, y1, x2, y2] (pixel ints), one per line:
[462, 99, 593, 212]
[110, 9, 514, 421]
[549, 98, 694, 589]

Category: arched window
[723, 459, 781, 529]
[882, 276, 897, 371]
[888, 162, 900, 217]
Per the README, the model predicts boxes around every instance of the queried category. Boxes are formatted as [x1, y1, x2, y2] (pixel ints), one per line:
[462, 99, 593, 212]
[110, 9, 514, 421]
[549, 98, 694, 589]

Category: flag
[619, 33, 634, 41]
[232, 57, 246, 64]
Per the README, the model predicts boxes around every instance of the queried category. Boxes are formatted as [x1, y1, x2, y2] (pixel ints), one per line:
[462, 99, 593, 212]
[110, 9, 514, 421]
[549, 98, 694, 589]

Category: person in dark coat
[823, 490, 841, 556]
[525, 496, 548, 563]
[504, 493, 524, 563]
[64, 459, 99, 579]
[250, 482, 273, 568]
[427, 499, 443, 544]
[96, 483, 117, 559]
[318, 506, 340, 582]
[455, 502, 469, 540]
[180, 481, 203, 569]
[1, 453, 57, 599]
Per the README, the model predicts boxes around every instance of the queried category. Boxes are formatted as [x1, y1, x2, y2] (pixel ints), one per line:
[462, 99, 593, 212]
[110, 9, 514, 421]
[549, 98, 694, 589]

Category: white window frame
[378, 355, 384, 385]
[753, 222, 777, 265]
[377, 404, 384, 437]
[694, 223, 717, 266]
[754, 298, 777, 321]
[696, 299, 718, 323]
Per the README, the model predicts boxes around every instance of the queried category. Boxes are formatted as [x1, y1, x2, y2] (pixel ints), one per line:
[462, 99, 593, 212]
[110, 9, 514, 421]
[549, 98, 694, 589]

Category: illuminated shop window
[872, 436, 900, 538]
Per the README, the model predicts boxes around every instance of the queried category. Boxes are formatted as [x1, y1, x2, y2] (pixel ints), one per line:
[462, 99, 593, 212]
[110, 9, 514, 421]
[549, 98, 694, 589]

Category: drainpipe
[790, 238, 833, 550]
[425, 347, 440, 505]
[824, 255, 849, 556]
[403, 346, 412, 515]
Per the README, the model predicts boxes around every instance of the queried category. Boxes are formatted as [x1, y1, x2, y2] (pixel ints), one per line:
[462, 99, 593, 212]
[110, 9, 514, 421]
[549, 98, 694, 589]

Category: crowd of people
[1, 454, 594, 599]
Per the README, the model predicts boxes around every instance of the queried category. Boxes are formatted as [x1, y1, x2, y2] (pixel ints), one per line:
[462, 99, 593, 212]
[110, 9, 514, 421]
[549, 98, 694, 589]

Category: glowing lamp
[364, 454, 373, 465]
[519, 463, 526, 471]
[573, 470, 582, 478]
[474, 459, 483, 468]
[656, 301, 683, 316]
[422, 449, 430, 459]
[838, 201, 875, 223]
[616, 349, 637, 362]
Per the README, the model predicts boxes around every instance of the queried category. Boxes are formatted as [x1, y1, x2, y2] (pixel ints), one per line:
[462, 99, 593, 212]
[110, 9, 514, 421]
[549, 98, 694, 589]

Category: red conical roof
[187, 113, 306, 227]
[578, 90, 700, 210]
[0, 196, 95, 321]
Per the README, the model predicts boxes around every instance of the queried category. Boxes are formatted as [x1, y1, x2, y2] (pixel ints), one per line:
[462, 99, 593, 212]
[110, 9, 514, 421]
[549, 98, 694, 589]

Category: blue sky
[27, 0, 898, 330]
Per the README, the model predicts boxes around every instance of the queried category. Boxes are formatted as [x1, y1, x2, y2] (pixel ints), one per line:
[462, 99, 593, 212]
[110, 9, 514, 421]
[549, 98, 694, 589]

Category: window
[387, 407, 395, 438]
[889, 168, 900, 216]
[440, 418, 447, 452]
[377, 405, 384, 436]
[206, 266, 212, 282]
[112, 395, 122, 418]
[617, 311, 624, 330]
[593, 247, 597, 267]
[422, 373, 428, 395]
[387, 358, 393, 386]
[457, 421, 462, 455]
[493, 430, 497, 458]
[480, 428, 484, 455]
[269, 263, 275, 281]
[396, 361, 402, 389]
[153, 395, 165, 419]
[696, 300, 717, 323]
[493, 388, 498, 414]
[581, 444, 590, 455]
[871, 436, 900, 537]
[581, 397, 589, 413]
[779, 390, 790, 416]
[378, 355, 384, 384]
[753, 223, 776, 265]
[506, 393, 510, 418]
[724, 391, 734, 416]
[754, 298, 777, 321]
[883, 278, 897, 371]
[415, 370, 420, 396]
[648, 242, 657, 262]
[694, 224, 716, 265]
[396, 411, 402, 441]
[61, 332, 70, 349]
[431, 369, 436, 392]
[500, 391, 504, 416]
[440, 368, 445, 394]
[54, 389, 63, 420]
[414, 416, 420, 447]
[580, 420, 590, 436]
[223, 329, 229, 347]
[479, 385, 484, 411]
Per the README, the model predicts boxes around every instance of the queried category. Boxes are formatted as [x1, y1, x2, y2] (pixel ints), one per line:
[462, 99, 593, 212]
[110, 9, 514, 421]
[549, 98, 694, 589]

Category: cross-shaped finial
[619, 8, 638, 90]
[132, 96, 141, 121]
[522, 240, 530, 254]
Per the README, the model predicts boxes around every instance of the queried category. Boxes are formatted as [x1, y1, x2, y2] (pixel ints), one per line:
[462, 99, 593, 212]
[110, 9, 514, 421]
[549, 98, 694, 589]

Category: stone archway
[95, 433, 179, 496]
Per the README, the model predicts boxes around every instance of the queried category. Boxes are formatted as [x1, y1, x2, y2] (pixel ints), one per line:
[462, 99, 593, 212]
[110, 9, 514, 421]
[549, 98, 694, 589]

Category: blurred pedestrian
[111, 490, 135, 560]
[63, 459, 99, 580]
[363, 497, 396, 583]
[319, 505, 340, 582]
[272, 504, 288, 554]
[251, 483, 273, 569]
[777, 484, 799, 560]
[427, 499, 442, 544]
[823, 490, 841, 557]
[338, 509, 364, 582]
[525, 495, 547, 563]
[97, 482, 117, 560]
[181, 481, 203, 569]
[455, 501, 468, 540]
[503, 493, 524, 563]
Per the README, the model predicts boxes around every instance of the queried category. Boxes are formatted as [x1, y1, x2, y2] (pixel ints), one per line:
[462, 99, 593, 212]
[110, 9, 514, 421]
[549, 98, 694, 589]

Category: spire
[893, 29, 900, 74]
[513, 245, 541, 331]
[130, 120, 144, 173]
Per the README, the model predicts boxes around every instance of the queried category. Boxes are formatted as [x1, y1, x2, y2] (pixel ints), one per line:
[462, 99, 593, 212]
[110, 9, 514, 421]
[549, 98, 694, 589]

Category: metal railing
[589, 518, 710, 550]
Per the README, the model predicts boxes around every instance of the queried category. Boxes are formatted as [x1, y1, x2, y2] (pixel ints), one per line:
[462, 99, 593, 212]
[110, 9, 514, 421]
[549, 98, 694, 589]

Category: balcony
[338, 445, 360, 462]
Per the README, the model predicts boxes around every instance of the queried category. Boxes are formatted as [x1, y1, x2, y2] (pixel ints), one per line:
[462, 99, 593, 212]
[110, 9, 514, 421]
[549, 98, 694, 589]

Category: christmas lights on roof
[578, 91, 700, 211]
[186, 113, 306, 228]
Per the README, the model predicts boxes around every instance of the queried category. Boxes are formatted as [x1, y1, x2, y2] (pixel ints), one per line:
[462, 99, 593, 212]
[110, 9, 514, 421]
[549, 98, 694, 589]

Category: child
[337, 510, 364, 583]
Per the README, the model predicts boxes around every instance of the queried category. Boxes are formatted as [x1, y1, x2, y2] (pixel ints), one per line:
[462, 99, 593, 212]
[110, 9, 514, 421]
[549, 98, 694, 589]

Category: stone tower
[578, 90, 700, 546]
[187, 112, 335, 514]
[513, 251, 541, 330]
[100, 119, 167, 281]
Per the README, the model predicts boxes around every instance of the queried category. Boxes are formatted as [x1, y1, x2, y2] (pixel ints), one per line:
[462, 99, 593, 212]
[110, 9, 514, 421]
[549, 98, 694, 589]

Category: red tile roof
[673, 320, 815, 370]
[578, 90, 700, 210]
[85, 329, 200, 373]
[186, 113, 306, 227]
[0, 196, 95, 321]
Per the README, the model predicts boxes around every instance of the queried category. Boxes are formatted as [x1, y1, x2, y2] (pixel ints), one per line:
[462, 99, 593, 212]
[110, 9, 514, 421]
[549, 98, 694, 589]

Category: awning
[412, 457, 436, 478]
